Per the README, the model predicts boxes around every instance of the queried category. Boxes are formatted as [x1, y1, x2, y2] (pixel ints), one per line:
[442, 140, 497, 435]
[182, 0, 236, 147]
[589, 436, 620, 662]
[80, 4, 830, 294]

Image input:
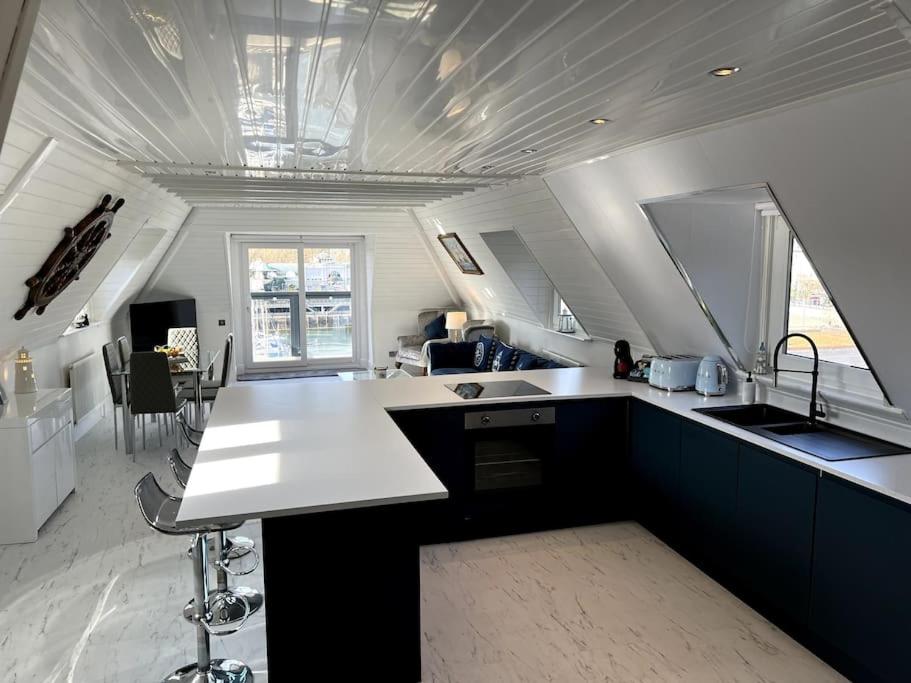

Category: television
[129, 299, 197, 351]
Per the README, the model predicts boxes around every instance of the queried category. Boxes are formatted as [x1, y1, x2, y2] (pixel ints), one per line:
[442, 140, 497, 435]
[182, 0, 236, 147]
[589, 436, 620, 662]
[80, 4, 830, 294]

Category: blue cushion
[540, 359, 565, 369]
[428, 341, 474, 370]
[430, 367, 479, 376]
[491, 341, 518, 372]
[514, 351, 544, 370]
[424, 313, 448, 340]
[473, 335, 496, 371]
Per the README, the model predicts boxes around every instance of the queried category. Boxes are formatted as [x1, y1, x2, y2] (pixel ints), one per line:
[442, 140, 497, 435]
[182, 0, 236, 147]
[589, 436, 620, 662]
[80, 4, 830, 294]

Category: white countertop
[0, 388, 71, 428]
[177, 368, 911, 527]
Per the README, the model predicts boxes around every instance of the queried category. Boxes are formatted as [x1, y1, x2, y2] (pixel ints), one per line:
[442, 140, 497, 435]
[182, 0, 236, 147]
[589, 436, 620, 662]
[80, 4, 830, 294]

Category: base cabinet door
[54, 424, 76, 503]
[678, 422, 739, 577]
[810, 475, 911, 683]
[629, 401, 681, 542]
[735, 445, 816, 628]
[553, 399, 626, 524]
[31, 436, 58, 529]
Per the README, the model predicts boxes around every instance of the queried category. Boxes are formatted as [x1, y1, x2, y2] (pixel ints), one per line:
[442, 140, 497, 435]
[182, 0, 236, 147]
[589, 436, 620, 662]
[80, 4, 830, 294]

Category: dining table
[113, 350, 218, 457]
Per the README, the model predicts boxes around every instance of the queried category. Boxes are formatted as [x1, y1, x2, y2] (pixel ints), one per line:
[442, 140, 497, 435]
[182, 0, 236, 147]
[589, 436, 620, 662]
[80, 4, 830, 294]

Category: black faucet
[772, 333, 825, 425]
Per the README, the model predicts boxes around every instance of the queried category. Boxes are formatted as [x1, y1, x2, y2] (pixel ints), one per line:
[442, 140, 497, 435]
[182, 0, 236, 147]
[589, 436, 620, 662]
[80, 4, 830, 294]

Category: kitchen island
[177, 367, 911, 681]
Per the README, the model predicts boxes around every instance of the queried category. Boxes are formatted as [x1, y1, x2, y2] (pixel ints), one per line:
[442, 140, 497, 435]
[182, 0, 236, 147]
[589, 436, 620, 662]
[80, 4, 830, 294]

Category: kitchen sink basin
[763, 422, 825, 435]
[694, 404, 910, 461]
[692, 404, 804, 427]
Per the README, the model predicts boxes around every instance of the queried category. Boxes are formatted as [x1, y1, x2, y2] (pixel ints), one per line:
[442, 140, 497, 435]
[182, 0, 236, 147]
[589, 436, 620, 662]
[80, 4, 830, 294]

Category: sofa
[427, 335, 565, 376]
[395, 311, 496, 374]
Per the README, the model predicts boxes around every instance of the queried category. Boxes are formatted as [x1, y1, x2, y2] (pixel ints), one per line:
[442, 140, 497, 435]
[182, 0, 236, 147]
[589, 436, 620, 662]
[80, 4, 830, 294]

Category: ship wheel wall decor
[14, 194, 125, 320]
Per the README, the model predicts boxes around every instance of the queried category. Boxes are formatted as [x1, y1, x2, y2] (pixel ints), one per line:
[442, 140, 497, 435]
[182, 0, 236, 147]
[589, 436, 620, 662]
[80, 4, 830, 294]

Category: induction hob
[445, 380, 550, 400]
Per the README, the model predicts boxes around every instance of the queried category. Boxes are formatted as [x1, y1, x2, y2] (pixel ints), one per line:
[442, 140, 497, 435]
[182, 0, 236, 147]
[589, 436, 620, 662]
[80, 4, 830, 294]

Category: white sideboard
[0, 388, 75, 544]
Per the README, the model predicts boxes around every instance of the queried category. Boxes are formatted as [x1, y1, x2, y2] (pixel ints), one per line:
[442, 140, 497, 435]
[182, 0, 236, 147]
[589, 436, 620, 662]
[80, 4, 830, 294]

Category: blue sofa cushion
[541, 359, 565, 369]
[430, 367, 479, 376]
[423, 313, 448, 340]
[491, 341, 518, 372]
[428, 341, 474, 370]
[473, 335, 496, 371]
[514, 351, 545, 370]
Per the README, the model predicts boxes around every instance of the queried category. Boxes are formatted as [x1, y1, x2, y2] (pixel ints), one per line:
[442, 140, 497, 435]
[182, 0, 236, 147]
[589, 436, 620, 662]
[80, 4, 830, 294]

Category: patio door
[238, 239, 361, 371]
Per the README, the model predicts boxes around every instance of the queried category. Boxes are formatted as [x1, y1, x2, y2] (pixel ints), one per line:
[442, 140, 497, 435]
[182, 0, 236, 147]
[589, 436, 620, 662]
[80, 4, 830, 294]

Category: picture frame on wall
[437, 233, 484, 275]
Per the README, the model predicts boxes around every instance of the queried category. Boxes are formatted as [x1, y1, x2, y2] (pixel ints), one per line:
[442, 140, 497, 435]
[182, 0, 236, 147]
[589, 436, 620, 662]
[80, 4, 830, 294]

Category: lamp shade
[445, 311, 467, 330]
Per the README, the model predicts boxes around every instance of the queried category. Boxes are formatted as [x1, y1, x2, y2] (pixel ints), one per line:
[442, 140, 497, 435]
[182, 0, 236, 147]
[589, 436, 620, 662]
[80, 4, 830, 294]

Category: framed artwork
[438, 233, 483, 275]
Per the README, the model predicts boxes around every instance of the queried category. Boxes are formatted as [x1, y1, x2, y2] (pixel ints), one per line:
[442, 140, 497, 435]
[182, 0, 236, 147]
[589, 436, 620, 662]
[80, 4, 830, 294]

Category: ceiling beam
[119, 160, 522, 182]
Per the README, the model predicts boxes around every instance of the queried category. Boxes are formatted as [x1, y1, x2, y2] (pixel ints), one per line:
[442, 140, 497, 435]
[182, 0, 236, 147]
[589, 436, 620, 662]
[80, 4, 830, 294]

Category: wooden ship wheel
[14, 194, 125, 320]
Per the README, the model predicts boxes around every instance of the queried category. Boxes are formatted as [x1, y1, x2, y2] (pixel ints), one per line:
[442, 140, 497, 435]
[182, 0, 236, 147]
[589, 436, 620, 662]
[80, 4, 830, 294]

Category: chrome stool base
[163, 658, 253, 682]
[210, 535, 255, 561]
[184, 587, 263, 627]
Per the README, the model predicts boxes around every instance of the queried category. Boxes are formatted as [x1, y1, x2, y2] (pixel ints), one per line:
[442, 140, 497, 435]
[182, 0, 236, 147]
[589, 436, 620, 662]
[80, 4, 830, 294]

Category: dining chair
[101, 342, 126, 450]
[201, 333, 233, 412]
[129, 351, 187, 452]
[166, 326, 199, 368]
[116, 335, 131, 368]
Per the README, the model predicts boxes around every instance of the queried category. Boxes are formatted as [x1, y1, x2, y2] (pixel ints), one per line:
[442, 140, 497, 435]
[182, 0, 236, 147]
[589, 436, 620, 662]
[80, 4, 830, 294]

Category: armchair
[395, 309, 453, 374]
[463, 320, 495, 342]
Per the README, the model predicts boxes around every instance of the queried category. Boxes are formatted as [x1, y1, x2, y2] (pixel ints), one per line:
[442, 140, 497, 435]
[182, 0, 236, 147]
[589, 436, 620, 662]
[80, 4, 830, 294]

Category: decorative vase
[14, 347, 38, 394]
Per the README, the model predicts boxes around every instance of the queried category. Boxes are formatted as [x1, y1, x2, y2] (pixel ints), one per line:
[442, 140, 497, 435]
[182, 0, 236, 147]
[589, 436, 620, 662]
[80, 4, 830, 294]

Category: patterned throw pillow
[492, 342, 518, 372]
[473, 335, 496, 371]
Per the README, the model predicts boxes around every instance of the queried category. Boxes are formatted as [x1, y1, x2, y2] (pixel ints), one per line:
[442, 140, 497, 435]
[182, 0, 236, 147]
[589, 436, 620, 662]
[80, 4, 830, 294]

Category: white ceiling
[15, 0, 911, 205]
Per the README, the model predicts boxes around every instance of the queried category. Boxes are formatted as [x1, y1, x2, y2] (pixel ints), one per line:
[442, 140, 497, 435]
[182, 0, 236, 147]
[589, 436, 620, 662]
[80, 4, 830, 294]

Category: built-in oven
[465, 406, 556, 493]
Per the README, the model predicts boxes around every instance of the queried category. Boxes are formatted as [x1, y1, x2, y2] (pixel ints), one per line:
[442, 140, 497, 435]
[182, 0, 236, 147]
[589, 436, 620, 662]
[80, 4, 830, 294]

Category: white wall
[414, 178, 653, 366]
[143, 207, 455, 370]
[0, 113, 189, 402]
[545, 73, 911, 415]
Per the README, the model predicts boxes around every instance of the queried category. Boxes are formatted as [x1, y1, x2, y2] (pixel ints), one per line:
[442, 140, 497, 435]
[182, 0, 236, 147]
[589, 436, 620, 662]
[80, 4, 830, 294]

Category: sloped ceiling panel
[544, 74, 911, 416]
[0, 114, 189, 360]
[16, 0, 911, 184]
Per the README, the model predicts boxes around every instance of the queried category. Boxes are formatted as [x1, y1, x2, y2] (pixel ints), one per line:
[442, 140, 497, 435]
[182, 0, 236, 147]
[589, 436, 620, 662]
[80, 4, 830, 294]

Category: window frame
[761, 210, 882, 402]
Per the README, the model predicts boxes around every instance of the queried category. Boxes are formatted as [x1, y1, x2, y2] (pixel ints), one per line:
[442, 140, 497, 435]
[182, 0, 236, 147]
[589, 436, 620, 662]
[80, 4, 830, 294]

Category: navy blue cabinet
[735, 445, 817, 629]
[629, 401, 681, 541]
[678, 422, 739, 577]
[553, 398, 627, 524]
[389, 406, 465, 542]
[810, 475, 911, 683]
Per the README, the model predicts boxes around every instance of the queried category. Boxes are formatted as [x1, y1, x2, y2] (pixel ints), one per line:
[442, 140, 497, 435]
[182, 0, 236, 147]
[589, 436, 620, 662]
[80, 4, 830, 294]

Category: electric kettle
[695, 356, 729, 396]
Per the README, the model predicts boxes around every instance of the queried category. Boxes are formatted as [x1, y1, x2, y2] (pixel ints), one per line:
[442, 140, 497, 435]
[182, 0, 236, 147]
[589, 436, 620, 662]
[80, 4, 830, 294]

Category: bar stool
[168, 449, 262, 615]
[135, 473, 254, 683]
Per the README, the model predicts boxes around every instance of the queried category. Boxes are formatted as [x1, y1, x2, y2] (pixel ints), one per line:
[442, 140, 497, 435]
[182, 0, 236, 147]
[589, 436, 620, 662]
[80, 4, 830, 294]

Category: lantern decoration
[15, 347, 38, 394]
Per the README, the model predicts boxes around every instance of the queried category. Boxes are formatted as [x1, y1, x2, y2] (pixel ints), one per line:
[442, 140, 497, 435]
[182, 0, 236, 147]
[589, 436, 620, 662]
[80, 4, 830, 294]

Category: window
[785, 240, 867, 369]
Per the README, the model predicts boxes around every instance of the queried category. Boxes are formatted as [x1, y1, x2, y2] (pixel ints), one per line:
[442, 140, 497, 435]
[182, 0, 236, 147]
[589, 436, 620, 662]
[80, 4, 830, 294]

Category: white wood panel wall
[145, 207, 455, 367]
[414, 178, 653, 362]
[0, 113, 190, 372]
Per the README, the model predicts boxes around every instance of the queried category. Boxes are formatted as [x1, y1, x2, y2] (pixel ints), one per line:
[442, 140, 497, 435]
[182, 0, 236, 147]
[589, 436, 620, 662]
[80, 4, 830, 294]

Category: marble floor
[1, 409, 844, 682]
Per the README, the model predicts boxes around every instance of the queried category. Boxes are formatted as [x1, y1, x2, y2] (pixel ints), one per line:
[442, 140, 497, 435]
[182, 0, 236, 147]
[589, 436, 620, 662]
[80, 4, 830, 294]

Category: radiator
[69, 353, 106, 424]
[541, 348, 584, 367]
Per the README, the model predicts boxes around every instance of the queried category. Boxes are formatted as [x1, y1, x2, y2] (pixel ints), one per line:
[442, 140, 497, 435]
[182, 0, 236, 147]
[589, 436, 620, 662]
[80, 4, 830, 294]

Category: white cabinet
[0, 388, 76, 544]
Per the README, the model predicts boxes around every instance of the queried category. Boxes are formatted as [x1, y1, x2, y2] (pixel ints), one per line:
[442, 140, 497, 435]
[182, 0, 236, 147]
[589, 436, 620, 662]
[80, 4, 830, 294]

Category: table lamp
[15, 347, 38, 394]
[445, 311, 468, 341]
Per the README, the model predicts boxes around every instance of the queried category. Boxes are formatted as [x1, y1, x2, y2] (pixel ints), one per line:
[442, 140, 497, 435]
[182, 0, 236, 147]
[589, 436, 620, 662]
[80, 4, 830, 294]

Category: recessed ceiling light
[520, 148, 537, 154]
[710, 66, 741, 77]
[589, 117, 610, 125]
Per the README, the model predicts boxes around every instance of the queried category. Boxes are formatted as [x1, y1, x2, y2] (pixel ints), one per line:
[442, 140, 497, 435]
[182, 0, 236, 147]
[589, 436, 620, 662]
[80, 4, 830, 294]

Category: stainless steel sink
[694, 404, 910, 461]
[692, 404, 804, 427]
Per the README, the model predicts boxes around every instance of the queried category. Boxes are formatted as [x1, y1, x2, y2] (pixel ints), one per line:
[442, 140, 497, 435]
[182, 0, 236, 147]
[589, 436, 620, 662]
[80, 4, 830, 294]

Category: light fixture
[589, 117, 610, 125]
[445, 311, 468, 341]
[710, 66, 741, 77]
[15, 347, 38, 394]
[520, 148, 537, 154]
